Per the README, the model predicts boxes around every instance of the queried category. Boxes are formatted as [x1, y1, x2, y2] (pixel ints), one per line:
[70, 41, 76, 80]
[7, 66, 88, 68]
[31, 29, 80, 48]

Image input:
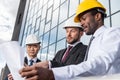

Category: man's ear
[95, 13, 101, 21]
[80, 31, 83, 36]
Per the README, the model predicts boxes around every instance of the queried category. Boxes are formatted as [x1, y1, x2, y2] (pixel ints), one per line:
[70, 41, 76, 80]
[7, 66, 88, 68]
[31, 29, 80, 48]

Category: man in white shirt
[19, 0, 120, 80]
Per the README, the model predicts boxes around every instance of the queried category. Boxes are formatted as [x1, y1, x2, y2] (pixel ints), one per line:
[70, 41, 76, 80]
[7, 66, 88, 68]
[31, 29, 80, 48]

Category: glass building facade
[19, 0, 120, 61]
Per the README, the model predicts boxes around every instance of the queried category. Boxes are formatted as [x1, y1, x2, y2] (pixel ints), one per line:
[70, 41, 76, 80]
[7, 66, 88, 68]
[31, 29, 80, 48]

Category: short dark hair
[78, 27, 84, 31]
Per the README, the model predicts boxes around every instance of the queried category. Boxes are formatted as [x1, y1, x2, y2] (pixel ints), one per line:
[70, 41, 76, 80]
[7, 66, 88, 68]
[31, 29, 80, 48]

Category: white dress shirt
[52, 26, 120, 80]
[26, 55, 38, 65]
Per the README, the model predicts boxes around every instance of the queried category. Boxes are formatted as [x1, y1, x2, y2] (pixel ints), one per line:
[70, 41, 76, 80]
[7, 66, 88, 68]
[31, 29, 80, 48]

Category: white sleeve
[52, 27, 120, 80]
[48, 61, 52, 69]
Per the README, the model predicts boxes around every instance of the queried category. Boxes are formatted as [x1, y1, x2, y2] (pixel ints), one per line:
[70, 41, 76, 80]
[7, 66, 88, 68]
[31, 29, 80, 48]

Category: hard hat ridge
[63, 17, 84, 31]
[25, 34, 41, 45]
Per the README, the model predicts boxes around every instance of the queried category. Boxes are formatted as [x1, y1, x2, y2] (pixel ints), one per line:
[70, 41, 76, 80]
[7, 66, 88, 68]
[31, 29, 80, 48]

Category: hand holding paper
[0, 41, 25, 80]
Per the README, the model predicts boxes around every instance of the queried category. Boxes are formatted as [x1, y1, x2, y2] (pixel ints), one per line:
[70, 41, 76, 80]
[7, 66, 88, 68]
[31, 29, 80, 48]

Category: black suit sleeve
[51, 49, 66, 68]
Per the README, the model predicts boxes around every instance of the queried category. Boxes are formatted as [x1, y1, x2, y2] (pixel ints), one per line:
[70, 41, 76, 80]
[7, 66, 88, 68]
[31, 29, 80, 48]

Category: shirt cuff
[49, 61, 52, 69]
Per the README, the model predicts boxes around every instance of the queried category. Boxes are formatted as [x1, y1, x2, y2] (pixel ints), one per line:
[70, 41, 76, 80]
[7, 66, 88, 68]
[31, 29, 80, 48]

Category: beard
[67, 38, 79, 44]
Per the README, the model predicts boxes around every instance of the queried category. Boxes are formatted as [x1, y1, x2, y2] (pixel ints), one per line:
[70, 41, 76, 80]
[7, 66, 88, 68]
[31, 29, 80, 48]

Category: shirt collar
[93, 25, 107, 38]
[68, 41, 80, 47]
[26, 55, 37, 63]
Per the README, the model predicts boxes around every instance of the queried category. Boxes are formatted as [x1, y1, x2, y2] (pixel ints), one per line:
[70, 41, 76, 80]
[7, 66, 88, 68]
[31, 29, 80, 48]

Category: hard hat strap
[97, 9, 105, 15]
[97, 8, 107, 17]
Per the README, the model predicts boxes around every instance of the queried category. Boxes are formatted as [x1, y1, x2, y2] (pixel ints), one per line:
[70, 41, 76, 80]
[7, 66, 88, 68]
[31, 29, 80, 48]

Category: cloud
[0, 0, 20, 27]
[0, 0, 20, 73]
[0, 0, 20, 17]
[0, 0, 20, 40]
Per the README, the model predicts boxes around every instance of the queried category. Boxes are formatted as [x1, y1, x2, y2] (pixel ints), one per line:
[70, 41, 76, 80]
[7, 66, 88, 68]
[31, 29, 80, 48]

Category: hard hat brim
[26, 42, 41, 45]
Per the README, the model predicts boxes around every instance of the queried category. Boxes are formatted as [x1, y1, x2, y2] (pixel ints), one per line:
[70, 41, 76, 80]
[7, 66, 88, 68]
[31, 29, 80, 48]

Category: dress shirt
[26, 55, 38, 66]
[52, 26, 120, 80]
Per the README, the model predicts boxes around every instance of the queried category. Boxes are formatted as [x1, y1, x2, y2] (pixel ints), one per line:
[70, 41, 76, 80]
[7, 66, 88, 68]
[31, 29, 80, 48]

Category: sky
[0, 0, 20, 74]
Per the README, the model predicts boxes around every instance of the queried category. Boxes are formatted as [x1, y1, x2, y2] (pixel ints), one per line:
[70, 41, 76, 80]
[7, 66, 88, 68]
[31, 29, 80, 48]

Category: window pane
[56, 39, 66, 53]
[24, 24, 29, 34]
[34, 30, 39, 35]
[30, 7, 34, 18]
[45, 22, 51, 33]
[104, 17, 110, 27]
[112, 12, 120, 27]
[50, 27, 57, 44]
[41, 48, 47, 61]
[41, 5, 47, 20]
[51, 8, 59, 28]
[40, 36, 43, 46]
[43, 0, 49, 5]
[69, 0, 79, 17]
[32, 15, 36, 28]
[61, 0, 66, 4]
[37, 9, 41, 18]
[31, 28, 35, 34]
[98, 0, 109, 16]
[38, 0, 43, 9]
[35, 17, 41, 31]
[59, 2, 68, 23]
[21, 35, 26, 47]
[35, 2, 39, 14]
[39, 20, 45, 36]
[57, 22, 66, 41]
[111, 0, 120, 14]
[27, 25, 32, 34]
[46, 6, 52, 22]
[47, 44, 55, 60]
[29, 19, 32, 26]
[43, 32, 49, 48]
[53, 0, 60, 10]
[48, 0, 53, 8]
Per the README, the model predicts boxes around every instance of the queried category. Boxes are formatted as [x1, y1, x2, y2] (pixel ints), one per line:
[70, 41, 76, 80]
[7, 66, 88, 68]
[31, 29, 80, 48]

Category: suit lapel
[36, 58, 41, 62]
[24, 57, 28, 65]
[24, 57, 41, 65]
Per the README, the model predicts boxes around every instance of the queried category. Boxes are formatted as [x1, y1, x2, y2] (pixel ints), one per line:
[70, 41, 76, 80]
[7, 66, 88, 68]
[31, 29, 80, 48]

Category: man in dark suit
[34, 18, 87, 68]
[7, 34, 41, 80]
[51, 18, 87, 68]
[23, 34, 41, 66]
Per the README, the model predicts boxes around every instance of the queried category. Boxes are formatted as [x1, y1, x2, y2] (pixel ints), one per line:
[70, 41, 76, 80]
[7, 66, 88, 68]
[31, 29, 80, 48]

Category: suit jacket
[51, 42, 87, 68]
[24, 57, 41, 65]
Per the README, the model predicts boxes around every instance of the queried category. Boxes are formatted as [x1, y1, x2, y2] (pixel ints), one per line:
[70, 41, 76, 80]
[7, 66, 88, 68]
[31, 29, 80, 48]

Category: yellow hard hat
[74, 0, 106, 22]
